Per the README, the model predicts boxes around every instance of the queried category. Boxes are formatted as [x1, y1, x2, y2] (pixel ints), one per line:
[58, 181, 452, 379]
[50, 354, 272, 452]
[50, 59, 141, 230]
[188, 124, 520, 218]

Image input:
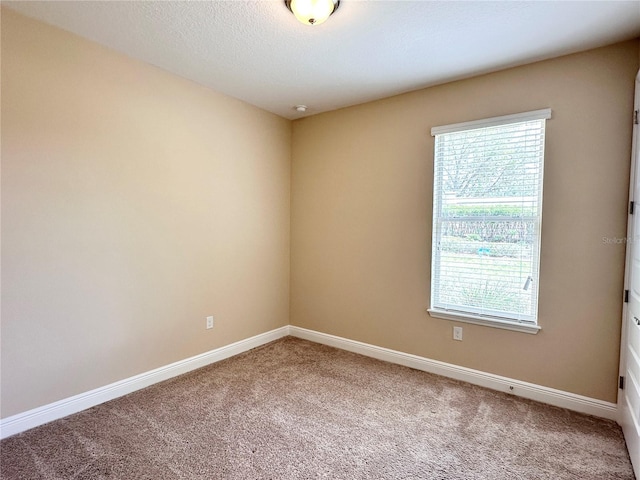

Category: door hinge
[625, 290, 629, 303]
[620, 376, 625, 390]
[635, 110, 639, 125]
[630, 201, 635, 215]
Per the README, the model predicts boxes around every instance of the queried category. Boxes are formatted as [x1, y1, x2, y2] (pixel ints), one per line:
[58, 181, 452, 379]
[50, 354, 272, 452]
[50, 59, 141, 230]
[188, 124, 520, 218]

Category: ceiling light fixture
[285, 0, 340, 26]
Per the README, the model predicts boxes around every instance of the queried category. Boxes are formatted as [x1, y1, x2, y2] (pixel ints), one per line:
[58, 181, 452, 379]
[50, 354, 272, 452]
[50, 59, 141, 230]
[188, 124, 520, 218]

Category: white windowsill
[427, 308, 541, 334]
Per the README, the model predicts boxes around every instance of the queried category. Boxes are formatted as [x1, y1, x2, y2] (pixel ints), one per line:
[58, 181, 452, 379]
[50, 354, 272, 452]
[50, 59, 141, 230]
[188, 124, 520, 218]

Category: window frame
[428, 109, 551, 334]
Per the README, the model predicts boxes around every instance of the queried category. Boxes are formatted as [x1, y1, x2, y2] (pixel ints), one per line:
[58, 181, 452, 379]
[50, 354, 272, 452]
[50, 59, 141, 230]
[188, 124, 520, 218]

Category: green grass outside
[437, 248, 535, 316]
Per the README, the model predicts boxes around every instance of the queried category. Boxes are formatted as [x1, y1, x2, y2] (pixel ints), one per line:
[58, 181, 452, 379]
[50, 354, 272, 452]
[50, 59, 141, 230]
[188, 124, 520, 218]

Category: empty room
[1, 1, 640, 478]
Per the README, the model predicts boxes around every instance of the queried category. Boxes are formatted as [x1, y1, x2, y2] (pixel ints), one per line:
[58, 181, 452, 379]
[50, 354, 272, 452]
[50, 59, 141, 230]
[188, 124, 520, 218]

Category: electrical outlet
[206, 316, 214, 329]
[453, 326, 463, 341]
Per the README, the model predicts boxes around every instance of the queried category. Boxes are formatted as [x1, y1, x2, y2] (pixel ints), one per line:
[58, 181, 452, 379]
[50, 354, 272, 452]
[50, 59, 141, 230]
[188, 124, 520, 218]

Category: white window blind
[429, 109, 550, 327]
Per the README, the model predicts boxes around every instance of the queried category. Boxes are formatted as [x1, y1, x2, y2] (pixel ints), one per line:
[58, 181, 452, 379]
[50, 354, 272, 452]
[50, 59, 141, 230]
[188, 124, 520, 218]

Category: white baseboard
[1, 324, 618, 439]
[289, 326, 618, 421]
[0, 326, 290, 439]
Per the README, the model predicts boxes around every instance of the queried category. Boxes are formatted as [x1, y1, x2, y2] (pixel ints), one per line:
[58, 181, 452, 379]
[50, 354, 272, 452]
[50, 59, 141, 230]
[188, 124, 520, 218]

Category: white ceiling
[5, 1, 640, 119]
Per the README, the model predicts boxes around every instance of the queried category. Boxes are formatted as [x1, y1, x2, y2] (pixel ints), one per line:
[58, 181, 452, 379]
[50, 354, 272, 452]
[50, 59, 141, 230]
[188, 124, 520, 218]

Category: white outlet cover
[206, 316, 214, 329]
[453, 326, 463, 341]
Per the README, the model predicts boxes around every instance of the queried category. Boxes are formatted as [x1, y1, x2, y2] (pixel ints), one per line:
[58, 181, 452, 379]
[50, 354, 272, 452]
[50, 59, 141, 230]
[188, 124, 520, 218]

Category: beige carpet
[0, 337, 634, 479]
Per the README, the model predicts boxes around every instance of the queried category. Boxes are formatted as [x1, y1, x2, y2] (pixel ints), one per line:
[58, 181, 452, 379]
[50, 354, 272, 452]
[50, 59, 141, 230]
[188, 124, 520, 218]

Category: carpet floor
[0, 337, 634, 479]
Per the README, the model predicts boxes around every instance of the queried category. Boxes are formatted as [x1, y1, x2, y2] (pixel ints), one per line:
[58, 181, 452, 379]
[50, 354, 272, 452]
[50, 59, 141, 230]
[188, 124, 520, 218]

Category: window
[428, 109, 551, 333]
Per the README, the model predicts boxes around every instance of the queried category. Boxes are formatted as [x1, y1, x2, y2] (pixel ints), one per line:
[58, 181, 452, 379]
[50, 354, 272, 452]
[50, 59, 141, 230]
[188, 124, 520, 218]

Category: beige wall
[1, 10, 291, 418]
[291, 40, 640, 403]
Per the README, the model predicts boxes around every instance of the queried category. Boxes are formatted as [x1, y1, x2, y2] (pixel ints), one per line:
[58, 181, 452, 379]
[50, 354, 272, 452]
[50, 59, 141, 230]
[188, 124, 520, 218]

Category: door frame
[619, 68, 640, 478]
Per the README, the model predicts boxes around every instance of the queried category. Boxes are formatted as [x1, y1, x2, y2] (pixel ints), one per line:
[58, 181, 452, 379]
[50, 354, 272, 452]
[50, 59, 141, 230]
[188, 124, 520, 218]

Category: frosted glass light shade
[285, 0, 340, 26]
